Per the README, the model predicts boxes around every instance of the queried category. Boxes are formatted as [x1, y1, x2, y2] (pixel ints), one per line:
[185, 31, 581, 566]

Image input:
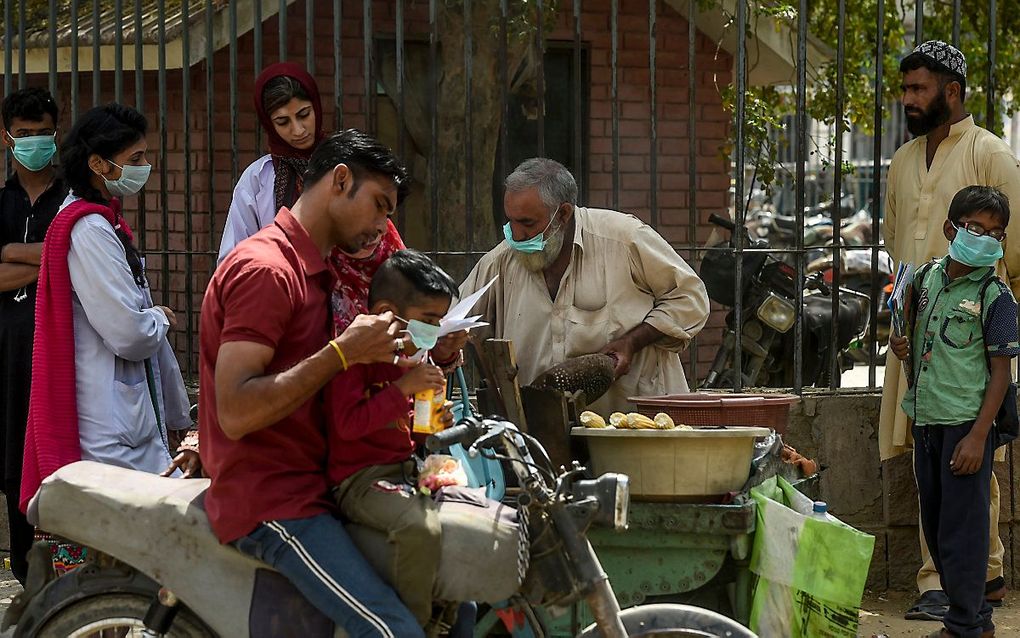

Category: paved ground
[0, 567, 21, 638]
[858, 590, 1020, 636]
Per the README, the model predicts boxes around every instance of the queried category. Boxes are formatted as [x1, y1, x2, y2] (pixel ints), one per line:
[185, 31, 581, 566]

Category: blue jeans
[234, 512, 424, 638]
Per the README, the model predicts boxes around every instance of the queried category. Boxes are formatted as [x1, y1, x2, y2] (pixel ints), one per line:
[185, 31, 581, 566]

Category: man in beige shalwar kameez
[881, 40, 1020, 621]
[460, 158, 710, 415]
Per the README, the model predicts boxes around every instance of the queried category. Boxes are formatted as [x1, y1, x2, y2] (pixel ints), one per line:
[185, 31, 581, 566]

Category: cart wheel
[577, 603, 756, 638]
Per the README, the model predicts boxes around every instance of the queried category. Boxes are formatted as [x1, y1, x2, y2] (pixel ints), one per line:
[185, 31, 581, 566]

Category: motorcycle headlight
[571, 473, 630, 530]
[757, 293, 796, 333]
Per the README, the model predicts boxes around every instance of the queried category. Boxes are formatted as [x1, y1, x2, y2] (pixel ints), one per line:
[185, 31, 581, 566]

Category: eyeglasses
[957, 221, 1006, 242]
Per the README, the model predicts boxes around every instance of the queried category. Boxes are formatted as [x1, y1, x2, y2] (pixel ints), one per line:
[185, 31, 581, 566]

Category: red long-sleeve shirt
[325, 362, 415, 486]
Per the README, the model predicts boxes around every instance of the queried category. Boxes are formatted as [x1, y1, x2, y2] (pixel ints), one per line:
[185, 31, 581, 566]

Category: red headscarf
[253, 62, 325, 211]
[329, 220, 406, 335]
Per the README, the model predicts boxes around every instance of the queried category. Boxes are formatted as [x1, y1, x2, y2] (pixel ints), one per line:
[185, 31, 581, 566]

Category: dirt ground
[857, 590, 1020, 637]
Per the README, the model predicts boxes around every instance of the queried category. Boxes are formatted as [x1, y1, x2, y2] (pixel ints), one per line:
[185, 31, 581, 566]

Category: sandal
[986, 576, 1006, 608]
[906, 590, 949, 621]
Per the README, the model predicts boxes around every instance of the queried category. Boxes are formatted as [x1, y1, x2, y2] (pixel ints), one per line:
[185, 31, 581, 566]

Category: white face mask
[102, 159, 151, 197]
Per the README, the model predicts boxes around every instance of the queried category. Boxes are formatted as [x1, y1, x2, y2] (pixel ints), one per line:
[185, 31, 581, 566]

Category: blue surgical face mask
[949, 223, 1003, 267]
[503, 210, 559, 254]
[399, 317, 441, 351]
[7, 132, 56, 172]
[103, 160, 151, 198]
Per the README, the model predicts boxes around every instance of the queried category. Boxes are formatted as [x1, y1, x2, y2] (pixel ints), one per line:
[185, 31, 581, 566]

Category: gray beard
[516, 225, 565, 272]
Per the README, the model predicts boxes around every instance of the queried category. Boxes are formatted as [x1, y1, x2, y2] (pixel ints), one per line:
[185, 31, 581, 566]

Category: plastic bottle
[811, 501, 830, 522]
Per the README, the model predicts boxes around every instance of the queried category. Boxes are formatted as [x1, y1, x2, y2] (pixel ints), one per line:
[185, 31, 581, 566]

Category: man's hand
[950, 431, 988, 475]
[162, 450, 202, 478]
[157, 306, 179, 329]
[395, 364, 445, 396]
[889, 334, 910, 361]
[432, 330, 468, 365]
[601, 336, 636, 378]
[337, 311, 414, 367]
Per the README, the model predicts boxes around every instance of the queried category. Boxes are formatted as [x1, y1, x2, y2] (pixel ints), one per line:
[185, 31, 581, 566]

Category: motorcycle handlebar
[425, 422, 478, 452]
[708, 213, 737, 232]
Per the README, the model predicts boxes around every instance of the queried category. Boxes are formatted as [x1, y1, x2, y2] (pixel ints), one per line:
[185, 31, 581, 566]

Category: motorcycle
[7, 414, 756, 638]
[700, 213, 870, 389]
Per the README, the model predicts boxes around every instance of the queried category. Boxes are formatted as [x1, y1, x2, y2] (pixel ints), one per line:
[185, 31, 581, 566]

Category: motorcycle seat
[29, 462, 524, 635]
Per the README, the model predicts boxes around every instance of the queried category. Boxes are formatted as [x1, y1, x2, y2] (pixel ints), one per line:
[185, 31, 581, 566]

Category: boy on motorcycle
[326, 249, 457, 628]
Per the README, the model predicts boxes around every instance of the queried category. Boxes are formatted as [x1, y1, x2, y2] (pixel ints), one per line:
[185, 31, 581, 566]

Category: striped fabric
[19, 199, 125, 512]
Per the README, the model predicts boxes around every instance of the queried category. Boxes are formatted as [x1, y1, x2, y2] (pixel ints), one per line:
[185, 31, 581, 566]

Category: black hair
[948, 185, 1010, 227]
[368, 249, 458, 311]
[60, 103, 148, 286]
[900, 53, 967, 101]
[2, 87, 58, 129]
[304, 129, 410, 205]
[261, 75, 310, 116]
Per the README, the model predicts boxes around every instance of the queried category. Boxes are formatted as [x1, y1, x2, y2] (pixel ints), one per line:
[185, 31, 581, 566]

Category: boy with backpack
[890, 185, 1019, 638]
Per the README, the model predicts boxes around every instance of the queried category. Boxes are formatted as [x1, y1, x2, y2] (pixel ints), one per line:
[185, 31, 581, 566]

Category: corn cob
[580, 411, 607, 429]
[653, 412, 676, 429]
[626, 412, 657, 429]
[609, 412, 628, 428]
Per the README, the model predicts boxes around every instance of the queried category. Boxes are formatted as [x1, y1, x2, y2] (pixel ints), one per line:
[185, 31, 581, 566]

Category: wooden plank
[480, 339, 529, 432]
[521, 385, 573, 470]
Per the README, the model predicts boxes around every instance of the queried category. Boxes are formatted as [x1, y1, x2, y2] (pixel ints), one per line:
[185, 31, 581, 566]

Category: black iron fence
[0, 0, 1013, 393]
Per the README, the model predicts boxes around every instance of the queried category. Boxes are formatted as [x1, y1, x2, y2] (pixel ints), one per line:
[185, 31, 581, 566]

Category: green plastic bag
[749, 476, 875, 638]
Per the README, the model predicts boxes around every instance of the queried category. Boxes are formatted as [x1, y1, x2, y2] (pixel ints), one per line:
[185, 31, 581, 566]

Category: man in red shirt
[199, 129, 423, 637]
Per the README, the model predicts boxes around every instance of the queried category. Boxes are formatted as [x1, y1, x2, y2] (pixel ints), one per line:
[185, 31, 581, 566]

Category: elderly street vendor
[461, 158, 710, 414]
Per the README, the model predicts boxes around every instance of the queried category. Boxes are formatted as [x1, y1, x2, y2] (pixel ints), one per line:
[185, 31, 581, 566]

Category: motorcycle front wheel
[35, 593, 214, 638]
[577, 603, 756, 638]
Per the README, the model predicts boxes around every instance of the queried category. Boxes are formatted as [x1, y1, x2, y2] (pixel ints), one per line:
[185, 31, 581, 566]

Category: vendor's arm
[601, 323, 665, 378]
[625, 223, 710, 353]
[986, 150, 1020, 297]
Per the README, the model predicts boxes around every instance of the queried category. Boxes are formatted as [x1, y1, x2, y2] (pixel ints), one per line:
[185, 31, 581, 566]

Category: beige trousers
[917, 471, 1004, 593]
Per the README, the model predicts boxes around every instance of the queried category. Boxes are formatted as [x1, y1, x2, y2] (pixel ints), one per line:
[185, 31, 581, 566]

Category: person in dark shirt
[0, 88, 68, 584]
[327, 249, 456, 626]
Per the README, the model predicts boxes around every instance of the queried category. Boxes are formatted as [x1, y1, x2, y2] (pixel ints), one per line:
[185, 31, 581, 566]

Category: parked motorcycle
[7, 414, 755, 638]
[700, 213, 870, 389]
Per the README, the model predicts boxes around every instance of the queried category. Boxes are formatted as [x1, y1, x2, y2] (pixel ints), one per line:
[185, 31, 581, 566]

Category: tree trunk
[377, 2, 531, 276]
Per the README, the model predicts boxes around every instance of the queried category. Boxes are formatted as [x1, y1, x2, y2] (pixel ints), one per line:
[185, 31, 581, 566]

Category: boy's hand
[395, 364, 445, 396]
[438, 401, 455, 430]
[889, 334, 910, 361]
[950, 432, 987, 476]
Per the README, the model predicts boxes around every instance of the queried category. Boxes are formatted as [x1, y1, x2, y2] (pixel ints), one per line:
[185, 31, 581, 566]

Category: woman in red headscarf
[217, 62, 405, 335]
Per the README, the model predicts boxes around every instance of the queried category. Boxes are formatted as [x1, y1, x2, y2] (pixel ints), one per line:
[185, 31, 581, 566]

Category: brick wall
[10, 0, 733, 378]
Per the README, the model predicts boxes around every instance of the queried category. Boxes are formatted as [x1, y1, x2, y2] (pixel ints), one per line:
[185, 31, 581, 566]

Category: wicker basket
[628, 392, 799, 432]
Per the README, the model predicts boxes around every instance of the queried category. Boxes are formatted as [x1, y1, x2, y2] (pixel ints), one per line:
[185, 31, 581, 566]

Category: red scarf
[329, 220, 405, 335]
[20, 199, 130, 512]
